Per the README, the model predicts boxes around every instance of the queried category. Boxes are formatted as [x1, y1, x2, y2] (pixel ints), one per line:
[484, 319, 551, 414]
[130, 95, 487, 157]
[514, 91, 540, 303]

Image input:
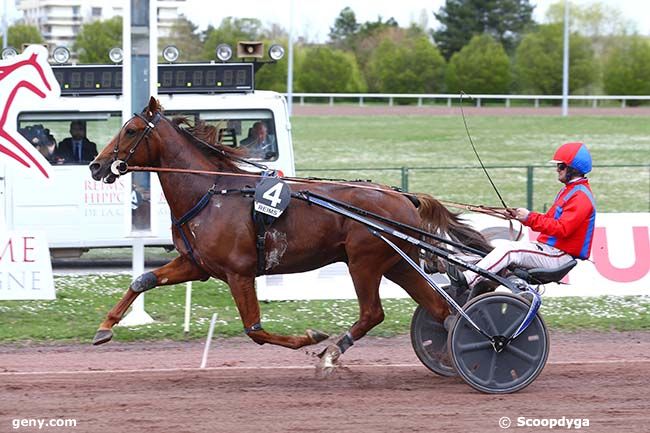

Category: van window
[167, 109, 278, 161]
[18, 112, 122, 165]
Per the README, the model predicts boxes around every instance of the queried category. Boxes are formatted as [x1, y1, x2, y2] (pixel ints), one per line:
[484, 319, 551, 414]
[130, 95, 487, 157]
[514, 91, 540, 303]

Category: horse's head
[90, 97, 164, 183]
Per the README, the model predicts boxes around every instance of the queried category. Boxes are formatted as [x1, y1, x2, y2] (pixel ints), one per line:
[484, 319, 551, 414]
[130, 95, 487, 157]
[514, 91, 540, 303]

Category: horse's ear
[147, 96, 159, 115]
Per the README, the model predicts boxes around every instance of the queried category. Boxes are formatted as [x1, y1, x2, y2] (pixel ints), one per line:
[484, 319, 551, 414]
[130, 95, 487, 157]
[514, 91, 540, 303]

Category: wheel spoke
[456, 340, 493, 354]
[485, 349, 498, 385]
[503, 315, 525, 338]
[506, 343, 538, 363]
[477, 307, 499, 335]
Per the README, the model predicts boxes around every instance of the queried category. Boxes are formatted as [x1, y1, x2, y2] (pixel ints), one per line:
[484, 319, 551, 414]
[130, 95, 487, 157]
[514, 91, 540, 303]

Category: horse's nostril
[89, 162, 100, 172]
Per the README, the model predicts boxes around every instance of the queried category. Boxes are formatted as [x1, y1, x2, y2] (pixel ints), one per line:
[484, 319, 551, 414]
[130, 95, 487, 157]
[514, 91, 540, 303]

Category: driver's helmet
[550, 142, 592, 174]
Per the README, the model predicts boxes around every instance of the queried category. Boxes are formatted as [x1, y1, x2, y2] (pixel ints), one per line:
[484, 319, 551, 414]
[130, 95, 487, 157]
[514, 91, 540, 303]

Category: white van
[1, 63, 295, 258]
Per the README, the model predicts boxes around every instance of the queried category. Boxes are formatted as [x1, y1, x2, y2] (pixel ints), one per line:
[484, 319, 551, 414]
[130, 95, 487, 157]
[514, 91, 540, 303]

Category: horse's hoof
[307, 329, 329, 344]
[92, 329, 113, 346]
[315, 344, 341, 378]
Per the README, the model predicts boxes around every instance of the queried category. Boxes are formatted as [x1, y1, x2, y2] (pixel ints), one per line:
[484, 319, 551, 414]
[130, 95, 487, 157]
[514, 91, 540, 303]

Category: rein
[127, 165, 519, 223]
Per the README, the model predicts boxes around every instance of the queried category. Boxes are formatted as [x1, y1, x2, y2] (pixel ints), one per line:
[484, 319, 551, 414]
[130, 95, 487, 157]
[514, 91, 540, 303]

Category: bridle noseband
[110, 111, 162, 176]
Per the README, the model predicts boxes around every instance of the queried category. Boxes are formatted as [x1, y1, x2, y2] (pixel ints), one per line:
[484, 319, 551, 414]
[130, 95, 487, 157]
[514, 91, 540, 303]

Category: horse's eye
[125, 128, 137, 137]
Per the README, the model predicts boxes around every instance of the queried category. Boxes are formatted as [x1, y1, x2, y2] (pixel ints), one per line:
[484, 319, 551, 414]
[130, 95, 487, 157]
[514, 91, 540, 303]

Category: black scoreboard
[52, 63, 255, 96]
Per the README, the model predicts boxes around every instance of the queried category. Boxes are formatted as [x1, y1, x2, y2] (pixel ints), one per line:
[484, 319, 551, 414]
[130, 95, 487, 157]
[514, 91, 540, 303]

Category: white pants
[462, 241, 574, 288]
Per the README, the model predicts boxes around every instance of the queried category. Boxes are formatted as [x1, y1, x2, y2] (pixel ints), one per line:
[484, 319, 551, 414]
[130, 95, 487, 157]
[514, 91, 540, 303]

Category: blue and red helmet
[550, 142, 592, 174]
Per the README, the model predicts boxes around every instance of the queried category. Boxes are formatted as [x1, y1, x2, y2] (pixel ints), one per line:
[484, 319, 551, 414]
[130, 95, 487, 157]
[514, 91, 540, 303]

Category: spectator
[57, 120, 98, 163]
[240, 121, 275, 158]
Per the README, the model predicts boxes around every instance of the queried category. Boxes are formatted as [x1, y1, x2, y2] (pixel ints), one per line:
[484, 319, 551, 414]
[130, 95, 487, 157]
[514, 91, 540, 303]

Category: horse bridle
[110, 111, 162, 176]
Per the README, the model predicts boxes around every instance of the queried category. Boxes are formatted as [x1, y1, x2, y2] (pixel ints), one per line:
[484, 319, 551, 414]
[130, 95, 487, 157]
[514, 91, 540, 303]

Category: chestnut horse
[89, 97, 491, 367]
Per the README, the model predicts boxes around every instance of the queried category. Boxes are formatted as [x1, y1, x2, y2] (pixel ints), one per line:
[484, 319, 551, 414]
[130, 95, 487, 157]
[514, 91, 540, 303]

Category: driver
[449, 142, 596, 292]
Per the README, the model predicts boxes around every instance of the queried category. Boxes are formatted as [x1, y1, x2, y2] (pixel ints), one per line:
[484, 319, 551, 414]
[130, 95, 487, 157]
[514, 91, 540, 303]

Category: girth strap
[171, 184, 219, 266]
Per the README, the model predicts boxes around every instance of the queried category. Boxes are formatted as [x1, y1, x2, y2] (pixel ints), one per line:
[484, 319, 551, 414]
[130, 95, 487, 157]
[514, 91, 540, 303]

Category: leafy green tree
[255, 37, 289, 92]
[545, 1, 634, 60]
[433, 0, 535, 59]
[6, 24, 44, 49]
[296, 46, 366, 93]
[159, 16, 203, 62]
[446, 34, 511, 94]
[328, 7, 360, 50]
[73, 17, 122, 64]
[603, 36, 650, 96]
[367, 34, 446, 93]
[202, 17, 264, 61]
[514, 23, 597, 94]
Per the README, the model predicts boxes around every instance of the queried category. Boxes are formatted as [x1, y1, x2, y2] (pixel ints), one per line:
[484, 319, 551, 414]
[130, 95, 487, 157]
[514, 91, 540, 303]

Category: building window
[72, 6, 80, 15]
[92, 7, 102, 17]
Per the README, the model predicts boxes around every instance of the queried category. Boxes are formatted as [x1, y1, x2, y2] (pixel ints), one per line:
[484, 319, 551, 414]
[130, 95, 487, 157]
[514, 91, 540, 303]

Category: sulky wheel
[447, 292, 549, 394]
[410, 305, 457, 377]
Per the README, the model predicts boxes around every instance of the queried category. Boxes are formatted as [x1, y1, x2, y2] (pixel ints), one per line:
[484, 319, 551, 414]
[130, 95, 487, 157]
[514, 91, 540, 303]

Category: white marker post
[119, 237, 154, 326]
[184, 282, 192, 335]
[200, 313, 218, 369]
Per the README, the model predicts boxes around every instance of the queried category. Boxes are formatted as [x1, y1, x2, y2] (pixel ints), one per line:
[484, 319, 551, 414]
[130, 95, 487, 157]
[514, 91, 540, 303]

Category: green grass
[1, 274, 649, 343]
[291, 115, 650, 212]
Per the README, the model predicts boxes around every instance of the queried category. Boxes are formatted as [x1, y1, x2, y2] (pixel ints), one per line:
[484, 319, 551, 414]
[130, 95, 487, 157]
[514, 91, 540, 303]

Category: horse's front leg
[226, 273, 329, 349]
[92, 255, 209, 345]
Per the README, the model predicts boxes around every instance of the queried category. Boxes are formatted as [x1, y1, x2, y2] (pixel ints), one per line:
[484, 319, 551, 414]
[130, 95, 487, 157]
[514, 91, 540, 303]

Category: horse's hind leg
[226, 273, 329, 349]
[318, 263, 387, 370]
[384, 259, 450, 322]
[92, 255, 208, 345]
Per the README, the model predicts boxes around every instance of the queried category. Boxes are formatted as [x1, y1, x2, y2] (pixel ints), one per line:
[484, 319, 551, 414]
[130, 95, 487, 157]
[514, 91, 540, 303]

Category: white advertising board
[0, 230, 55, 300]
[256, 213, 649, 300]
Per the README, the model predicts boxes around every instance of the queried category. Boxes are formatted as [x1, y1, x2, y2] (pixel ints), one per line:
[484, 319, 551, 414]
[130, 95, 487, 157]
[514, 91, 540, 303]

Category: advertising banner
[256, 213, 649, 300]
[0, 230, 55, 300]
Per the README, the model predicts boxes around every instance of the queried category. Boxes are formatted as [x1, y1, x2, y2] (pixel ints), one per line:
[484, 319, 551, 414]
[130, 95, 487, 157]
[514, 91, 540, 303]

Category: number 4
[263, 183, 284, 207]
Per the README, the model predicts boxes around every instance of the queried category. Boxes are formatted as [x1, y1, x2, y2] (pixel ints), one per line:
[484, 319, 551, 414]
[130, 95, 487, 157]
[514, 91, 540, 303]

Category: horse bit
[110, 112, 162, 176]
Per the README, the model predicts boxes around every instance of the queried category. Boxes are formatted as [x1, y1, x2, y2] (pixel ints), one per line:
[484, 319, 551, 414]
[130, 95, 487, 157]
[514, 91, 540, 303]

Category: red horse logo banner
[0, 45, 60, 179]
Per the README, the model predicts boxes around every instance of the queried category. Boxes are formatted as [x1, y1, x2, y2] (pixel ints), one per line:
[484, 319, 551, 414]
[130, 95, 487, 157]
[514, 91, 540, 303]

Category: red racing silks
[524, 178, 596, 259]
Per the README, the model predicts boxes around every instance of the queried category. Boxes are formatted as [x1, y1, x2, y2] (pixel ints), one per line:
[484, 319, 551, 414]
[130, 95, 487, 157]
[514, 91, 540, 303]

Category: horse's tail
[414, 193, 492, 254]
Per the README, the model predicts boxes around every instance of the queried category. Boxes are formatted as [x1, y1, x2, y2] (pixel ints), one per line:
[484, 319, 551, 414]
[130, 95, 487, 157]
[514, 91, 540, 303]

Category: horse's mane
[169, 116, 248, 173]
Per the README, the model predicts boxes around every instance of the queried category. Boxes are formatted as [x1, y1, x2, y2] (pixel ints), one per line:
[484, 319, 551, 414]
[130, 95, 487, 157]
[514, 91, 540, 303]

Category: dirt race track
[1, 331, 649, 433]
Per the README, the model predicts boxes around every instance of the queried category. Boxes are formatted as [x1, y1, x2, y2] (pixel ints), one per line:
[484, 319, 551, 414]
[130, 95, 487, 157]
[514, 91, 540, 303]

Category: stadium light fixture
[268, 44, 285, 61]
[109, 47, 124, 64]
[1, 46, 17, 60]
[52, 46, 71, 64]
[215, 43, 233, 62]
[162, 45, 180, 63]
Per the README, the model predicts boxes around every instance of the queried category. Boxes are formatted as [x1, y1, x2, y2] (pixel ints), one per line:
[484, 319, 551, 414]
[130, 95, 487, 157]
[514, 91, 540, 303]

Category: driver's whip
[459, 91, 511, 211]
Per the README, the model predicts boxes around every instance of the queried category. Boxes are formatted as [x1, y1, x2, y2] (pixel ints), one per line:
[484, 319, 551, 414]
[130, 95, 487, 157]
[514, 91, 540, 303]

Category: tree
[328, 7, 360, 50]
[514, 24, 597, 94]
[296, 46, 366, 93]
[367, 34, 446, 93]
[545, 1, 633, 38]
[545, 1, 635, 59]
[255, 37, 289, 92]
[6, 24, 44, 49]
[446, 34, 511, 94]
[202, 17, 264, 60]
[73, 17, 122, 64]
[159, 16, 203, 62]
[603, 36, 650, 96]
[432, 0, 535, 59]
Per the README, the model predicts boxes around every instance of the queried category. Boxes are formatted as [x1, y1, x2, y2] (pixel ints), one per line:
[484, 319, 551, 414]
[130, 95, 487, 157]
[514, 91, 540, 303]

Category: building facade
[17, 0, 185, 49]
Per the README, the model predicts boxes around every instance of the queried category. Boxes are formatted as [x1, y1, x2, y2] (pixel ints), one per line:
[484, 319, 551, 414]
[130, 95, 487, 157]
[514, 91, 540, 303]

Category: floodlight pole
[286, 0, 294, 116]
[120, 0, 154, 326]
[2, 0, 8, 49]
[561, 0, 570, 117]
